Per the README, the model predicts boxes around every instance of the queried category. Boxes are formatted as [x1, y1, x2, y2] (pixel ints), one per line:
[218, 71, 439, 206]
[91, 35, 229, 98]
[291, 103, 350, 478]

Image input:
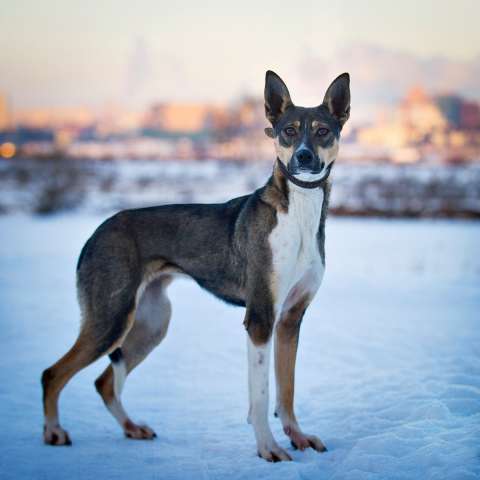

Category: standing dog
[42, 70, 350, 462]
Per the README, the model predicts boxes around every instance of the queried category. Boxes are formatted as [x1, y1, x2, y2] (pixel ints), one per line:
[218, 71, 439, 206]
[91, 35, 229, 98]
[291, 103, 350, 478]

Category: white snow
[0, 214, 479, 479]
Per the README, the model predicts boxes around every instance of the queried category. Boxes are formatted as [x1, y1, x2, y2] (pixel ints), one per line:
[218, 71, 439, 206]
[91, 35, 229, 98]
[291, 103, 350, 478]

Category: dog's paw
[285, 426, 327, 452]
[43, 425, 72, 446]
[123, 419, 157, 440]
[257, 442, 292, 462]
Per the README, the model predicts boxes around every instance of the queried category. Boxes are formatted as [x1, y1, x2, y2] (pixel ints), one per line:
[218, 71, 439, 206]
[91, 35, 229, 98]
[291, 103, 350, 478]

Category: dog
[41, 70, 350, 462]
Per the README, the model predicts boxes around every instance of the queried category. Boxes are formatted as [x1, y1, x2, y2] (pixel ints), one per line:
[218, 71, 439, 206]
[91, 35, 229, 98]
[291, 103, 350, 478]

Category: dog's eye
[317, 127, 329, 136]
[283, 126, 297, 137]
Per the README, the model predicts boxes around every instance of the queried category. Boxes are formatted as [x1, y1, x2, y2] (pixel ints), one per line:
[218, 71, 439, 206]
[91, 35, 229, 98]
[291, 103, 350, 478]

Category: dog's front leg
[274, 299, 327, 453]
[245, 304, 292, 462]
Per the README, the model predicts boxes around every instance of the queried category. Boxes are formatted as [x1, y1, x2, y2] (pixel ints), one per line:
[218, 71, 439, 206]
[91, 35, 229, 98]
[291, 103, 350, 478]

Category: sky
[1, 0, 479, 110]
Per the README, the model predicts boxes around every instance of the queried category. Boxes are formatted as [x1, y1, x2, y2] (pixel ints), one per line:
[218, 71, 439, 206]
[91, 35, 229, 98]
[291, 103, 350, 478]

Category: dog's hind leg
[42, 226, 142, 446]
[274, 297, 327, 453]
[41, 303, 136, 446]
[95, 276, 172, 440]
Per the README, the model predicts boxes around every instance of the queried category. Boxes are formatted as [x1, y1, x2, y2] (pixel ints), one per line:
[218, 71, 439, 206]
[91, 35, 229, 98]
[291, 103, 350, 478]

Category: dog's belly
[269, 187, 325, 316]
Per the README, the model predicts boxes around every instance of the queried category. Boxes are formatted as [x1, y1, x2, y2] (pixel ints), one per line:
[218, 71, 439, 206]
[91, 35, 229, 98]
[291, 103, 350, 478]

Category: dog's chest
[269, 187, 325, 313]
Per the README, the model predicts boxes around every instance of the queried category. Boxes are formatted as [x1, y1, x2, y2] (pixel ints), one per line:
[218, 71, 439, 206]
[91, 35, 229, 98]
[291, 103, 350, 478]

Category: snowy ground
[0, 214, 479, 479]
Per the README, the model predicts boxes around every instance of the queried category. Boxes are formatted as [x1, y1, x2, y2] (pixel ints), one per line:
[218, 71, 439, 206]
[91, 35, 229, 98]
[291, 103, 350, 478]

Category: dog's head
[264, 70, 350, 182]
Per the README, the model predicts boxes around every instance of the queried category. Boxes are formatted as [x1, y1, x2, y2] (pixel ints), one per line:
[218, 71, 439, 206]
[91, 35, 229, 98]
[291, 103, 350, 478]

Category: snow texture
[0, 214, 479, 479]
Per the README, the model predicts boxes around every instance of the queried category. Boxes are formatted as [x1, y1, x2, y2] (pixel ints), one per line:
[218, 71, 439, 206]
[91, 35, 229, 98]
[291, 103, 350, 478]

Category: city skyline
[1, 0, 479, 112]
[1, 83, 479, 166]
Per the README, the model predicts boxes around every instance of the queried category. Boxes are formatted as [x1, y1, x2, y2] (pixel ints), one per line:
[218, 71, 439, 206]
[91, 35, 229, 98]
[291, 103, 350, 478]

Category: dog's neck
[262, 160, 330, 266]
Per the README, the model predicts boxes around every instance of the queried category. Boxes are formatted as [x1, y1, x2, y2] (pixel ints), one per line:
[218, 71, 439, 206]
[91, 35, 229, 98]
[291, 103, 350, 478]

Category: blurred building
[436, 95, 480, 130]
[357, 86, 480, 163]
[143, 103, 226, 137]
[0, 94, 10, 130]
[13, 106, 95, 129]
[138, 99, 272, 161]
[400, 87, 447, 135]
[95, 104, 143, 137]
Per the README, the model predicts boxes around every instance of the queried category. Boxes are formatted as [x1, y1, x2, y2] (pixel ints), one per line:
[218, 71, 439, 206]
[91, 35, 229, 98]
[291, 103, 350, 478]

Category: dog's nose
[295, 148, 314, 167]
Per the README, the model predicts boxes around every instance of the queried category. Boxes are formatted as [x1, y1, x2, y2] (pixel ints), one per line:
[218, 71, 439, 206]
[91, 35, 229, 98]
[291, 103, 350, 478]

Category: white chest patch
[269, 185, 325, 317]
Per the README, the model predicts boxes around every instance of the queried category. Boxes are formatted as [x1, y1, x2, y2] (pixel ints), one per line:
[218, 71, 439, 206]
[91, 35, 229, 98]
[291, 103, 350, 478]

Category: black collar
[276, 158, 333, 189]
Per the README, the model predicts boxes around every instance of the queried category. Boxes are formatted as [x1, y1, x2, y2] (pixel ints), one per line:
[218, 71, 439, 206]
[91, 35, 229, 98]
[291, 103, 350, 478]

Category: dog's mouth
[277, 158, 335, 189]
[289, 162, 335, 181]
[298, 166, 322, 174]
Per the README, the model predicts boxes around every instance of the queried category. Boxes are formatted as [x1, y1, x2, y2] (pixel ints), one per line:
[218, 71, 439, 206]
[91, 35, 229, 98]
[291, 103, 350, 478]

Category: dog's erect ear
[264, 70, 293, 126]
[322, 73, 350, 127]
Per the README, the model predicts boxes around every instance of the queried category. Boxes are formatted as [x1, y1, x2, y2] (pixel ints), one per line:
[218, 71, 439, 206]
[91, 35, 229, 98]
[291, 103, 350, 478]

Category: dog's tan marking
[274, 295, 327, 453]
[274, 294, 308, 422]
[43, 284, 138, 446]
[317, 138, 339, 168]
[311, 120, 329, 129]
[260, 162, 289, 214]
[95, 365, 115, 403]
[274, 138, 293, 166]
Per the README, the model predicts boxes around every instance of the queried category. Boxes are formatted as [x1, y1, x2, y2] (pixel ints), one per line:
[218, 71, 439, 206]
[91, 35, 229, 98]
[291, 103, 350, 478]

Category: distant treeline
[0, 156, 479, 219]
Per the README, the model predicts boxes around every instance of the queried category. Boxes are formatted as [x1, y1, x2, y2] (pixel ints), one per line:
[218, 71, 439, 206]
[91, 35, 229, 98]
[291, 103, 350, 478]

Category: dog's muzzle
[289, 147, 324, 175]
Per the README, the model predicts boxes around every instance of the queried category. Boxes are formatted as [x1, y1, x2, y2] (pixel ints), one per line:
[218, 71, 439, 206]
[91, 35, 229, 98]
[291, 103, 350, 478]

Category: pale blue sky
[1, 0, 479, 109]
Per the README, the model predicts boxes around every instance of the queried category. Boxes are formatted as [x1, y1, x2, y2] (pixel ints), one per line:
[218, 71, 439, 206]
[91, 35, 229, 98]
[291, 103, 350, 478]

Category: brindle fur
[41, 70, 350, 459]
